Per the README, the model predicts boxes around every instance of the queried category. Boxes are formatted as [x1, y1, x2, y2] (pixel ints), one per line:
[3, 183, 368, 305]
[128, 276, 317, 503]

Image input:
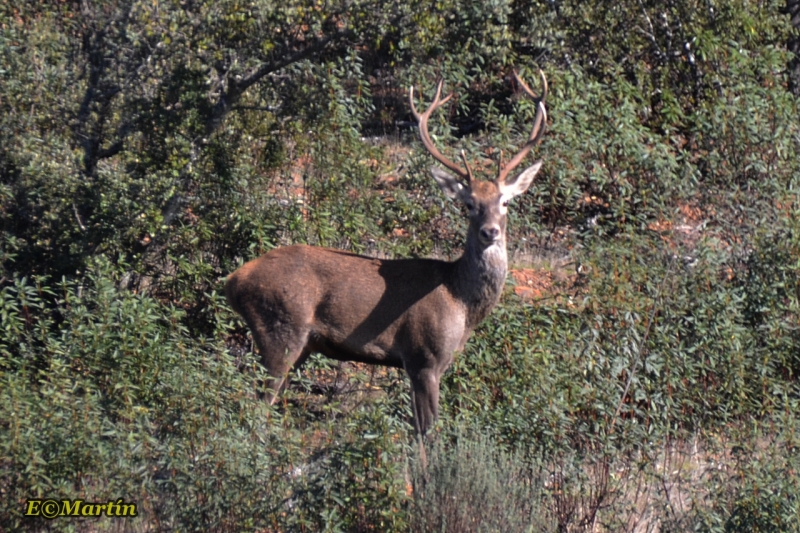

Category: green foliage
[0, 266, 414, 531]
[409, 433, 555, 533]
[442, 226, 800, 445]
[2, 0, 800, 530]
[724, 449, 800, 533]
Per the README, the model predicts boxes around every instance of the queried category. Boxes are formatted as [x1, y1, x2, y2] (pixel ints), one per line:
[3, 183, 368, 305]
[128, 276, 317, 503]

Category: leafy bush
[409, 432, 555, 533]
[2, 0, 800, 530]
[0, 264, 412, 531]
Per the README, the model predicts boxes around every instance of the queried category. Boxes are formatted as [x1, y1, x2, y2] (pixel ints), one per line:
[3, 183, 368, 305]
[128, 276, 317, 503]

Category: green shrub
[0, 262, 419, 531]
[409, 431, 555, 533]
[3, 0, 800, 530]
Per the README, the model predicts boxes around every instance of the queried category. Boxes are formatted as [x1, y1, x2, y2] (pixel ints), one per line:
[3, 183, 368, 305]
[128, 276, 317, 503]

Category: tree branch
[202, 27, 355, 139]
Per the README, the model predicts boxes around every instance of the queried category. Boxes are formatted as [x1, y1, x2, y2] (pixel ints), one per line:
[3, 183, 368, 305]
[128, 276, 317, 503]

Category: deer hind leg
[248, 317, 312, 404]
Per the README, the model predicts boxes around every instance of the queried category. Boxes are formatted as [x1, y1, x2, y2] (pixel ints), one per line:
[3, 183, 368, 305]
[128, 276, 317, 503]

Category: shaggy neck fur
[452, 229, 508, 329]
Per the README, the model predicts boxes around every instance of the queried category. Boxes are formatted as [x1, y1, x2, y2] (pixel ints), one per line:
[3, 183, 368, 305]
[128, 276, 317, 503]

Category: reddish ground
[510, 268, 551, 300]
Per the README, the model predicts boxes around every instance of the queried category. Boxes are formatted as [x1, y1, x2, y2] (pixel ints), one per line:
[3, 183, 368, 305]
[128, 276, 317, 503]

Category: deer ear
[499, 160, 542, 198]
[430, 167, 468, 201]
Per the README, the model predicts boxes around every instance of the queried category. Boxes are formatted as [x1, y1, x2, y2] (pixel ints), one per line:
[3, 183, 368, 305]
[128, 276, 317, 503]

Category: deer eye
[502, 199, 509, 207]
[465, 199, 475, 210]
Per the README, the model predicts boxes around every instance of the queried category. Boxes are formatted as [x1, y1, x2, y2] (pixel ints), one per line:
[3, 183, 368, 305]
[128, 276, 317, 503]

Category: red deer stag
[225, 71, 547, 439]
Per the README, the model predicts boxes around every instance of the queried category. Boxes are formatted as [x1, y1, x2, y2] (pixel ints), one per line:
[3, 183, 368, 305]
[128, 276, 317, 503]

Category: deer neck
[452, 230, 508, 328]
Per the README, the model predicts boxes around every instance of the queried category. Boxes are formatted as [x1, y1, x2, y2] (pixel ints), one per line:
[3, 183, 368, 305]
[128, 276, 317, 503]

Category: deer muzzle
[479, 225, 501, 244]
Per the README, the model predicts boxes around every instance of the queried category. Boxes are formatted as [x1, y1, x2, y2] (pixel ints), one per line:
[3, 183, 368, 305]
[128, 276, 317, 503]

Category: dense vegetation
[2, 0, 799, 530]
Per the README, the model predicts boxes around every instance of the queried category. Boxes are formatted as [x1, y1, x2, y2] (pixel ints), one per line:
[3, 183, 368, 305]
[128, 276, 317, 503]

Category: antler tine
[409, 80, 471, 183]
[496, 70, 548, 185]
[460, 150, 475, 184]
[514, 69, 548, 101]
[409, 79, 450, 120]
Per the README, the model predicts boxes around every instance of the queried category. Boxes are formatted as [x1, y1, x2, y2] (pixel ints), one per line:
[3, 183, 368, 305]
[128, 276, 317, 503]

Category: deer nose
[480, 226, 501, 243]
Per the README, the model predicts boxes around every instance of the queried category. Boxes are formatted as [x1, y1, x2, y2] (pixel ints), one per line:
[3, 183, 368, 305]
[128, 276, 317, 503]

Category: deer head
[409, 71, 548, 251]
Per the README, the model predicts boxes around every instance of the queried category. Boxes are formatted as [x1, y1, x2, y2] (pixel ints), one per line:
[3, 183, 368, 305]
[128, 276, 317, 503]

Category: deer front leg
[408, 367, 442, 470]
[408, 368, 441, 436]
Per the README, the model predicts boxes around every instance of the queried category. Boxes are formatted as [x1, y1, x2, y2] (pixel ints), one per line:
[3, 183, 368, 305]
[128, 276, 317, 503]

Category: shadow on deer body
[225, 71, 548, 445]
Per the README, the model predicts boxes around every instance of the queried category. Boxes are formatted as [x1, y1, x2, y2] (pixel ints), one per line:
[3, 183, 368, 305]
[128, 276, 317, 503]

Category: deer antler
[496, 70, 548, 185]
[409, 80, 473, 185]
